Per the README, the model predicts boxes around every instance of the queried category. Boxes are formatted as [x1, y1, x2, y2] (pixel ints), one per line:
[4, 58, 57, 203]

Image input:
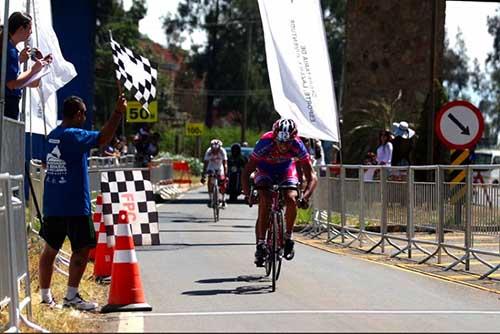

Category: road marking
[116, 310, 500, 318]
[117, 312, 144, 332]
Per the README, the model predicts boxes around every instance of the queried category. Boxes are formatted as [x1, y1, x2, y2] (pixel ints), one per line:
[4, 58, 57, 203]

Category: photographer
[2, 12, 52, 120]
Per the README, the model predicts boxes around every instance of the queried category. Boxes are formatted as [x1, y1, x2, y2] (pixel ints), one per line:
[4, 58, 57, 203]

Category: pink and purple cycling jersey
[250, 131, 310, 186]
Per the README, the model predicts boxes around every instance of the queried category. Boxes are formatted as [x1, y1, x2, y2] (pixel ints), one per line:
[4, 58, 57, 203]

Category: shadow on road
[182, 285, 271, 296]
[167, 198, 209, 205]
[137, 243, 255, 251]
[196, 275, 268, 284]
[159, 229, 251, 233]
[182, 275, 272, 296]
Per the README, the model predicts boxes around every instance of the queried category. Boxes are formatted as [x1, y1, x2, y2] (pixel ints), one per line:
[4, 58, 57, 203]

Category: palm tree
[344, 90, 402, 163]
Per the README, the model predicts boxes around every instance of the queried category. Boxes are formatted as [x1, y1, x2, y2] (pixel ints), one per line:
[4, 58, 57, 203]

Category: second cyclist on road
[201, 139, 228, 209]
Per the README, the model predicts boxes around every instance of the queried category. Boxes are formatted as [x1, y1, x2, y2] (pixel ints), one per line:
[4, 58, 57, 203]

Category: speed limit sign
[126, 100, 158, 123]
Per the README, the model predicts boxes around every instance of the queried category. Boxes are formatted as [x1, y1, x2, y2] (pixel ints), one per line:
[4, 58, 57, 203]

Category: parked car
[471, 149, 500, 184]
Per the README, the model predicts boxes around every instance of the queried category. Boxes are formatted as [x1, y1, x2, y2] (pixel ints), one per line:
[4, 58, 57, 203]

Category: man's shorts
[39, 216, 96, 251]
[255, 166, 299, 188]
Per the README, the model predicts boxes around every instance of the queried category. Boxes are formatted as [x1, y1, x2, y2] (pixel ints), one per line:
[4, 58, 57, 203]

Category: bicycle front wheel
[212, 180, 219, 222]
[271, 212, 280, 292]
[275, 211, 284, 281]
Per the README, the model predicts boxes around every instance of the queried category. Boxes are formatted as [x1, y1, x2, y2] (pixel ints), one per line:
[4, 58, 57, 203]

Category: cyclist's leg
[254, 172, 272, 266]
[279, 170, 299, 260]
[207, 172, 214, 207]
[283, 189, 298, 236]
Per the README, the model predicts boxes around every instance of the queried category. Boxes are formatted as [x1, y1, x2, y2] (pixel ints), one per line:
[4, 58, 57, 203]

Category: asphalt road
[118, 188, 500, 332]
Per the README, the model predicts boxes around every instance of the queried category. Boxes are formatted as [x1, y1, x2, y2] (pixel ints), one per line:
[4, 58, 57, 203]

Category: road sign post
[126, 101, 158, 123]
[435, 101, 484, 227]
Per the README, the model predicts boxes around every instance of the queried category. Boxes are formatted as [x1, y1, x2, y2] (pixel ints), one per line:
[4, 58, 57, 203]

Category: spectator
[38, 94, 126, 310]
[117, 135, 128, 155]
[363, 151, 377, 181]
[376, 130, 393, 166]
[133, 124, 152, 167]
[391, 121, 415, 180]
[2, 12, 52, 120]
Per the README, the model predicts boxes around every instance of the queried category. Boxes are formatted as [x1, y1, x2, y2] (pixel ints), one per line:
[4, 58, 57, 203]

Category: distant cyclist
[242, 119, 317, 267]
[201, 139, 228, 208]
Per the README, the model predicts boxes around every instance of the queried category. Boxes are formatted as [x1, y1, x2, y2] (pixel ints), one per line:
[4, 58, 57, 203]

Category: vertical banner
[24, 0, 77, 135]
[257, 0, 340, 143]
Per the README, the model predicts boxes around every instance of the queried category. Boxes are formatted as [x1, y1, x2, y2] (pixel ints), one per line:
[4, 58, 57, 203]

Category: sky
[125, 0, 498, 71]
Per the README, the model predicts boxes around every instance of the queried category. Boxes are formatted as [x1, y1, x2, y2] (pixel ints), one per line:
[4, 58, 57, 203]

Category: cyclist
[242, 119, 317, 267]
[201, 139, 228, 208]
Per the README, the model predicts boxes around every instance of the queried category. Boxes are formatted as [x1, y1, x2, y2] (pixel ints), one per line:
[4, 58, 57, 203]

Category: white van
[472, 149, 500, 184]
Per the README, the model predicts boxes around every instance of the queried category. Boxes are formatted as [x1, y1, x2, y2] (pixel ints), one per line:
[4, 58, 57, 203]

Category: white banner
[257, 0, 340, 143]
[0, 0, 77, 134]
[24, 0, 77, 135]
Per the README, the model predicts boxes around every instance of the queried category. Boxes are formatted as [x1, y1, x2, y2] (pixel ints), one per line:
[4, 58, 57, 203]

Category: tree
[442, 29, 470, 100]
[94, 0, 147, 128]
[162, 0, 347, 131]
[344, 91, 402, 159]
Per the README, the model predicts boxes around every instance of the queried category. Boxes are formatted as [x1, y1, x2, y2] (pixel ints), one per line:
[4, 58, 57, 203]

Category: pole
[241, 22, 253, 144]
[0, 0, 11, 172]
[427, 0, 438, 165]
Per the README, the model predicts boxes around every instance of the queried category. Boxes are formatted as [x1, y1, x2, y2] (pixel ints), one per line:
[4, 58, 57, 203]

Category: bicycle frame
[207, 171, 222, 222]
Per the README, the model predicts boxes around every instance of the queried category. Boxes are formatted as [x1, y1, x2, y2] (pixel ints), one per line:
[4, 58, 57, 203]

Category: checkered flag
[109, 32, 157, 111]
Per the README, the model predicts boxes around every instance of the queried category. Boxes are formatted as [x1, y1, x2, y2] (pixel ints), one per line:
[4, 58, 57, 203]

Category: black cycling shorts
[40, 216, 96, 251]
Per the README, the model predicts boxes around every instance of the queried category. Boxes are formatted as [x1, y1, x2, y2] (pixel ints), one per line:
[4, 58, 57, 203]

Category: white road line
[117, 312, 144, 332]
[117, 310, 500, 318]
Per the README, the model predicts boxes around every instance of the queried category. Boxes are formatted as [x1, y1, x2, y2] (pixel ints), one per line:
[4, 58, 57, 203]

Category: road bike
[251, 184, 299, 292]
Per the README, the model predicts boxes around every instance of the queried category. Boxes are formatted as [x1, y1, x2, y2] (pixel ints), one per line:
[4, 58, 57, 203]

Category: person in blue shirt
[38, 94, 126, 310]
[2, 12, 51, 120]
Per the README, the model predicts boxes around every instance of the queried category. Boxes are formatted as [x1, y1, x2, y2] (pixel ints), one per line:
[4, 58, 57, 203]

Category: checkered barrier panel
[101, 170, 160, 246]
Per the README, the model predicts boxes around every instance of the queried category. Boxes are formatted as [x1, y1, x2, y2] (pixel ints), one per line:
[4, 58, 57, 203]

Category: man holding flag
[38, 93, 126, 310]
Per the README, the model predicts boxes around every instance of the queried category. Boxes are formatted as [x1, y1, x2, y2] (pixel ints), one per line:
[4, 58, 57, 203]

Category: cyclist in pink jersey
[242, 119, 317, 267]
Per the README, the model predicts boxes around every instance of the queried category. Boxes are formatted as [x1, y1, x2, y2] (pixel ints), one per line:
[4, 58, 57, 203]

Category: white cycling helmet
[210, 139, 222, 149]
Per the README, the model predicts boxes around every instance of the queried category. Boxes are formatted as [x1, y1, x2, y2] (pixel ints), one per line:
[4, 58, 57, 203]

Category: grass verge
[0, 233, 110, 332]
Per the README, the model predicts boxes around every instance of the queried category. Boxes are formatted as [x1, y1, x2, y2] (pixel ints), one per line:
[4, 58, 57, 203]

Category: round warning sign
[435, 100, 484, 150]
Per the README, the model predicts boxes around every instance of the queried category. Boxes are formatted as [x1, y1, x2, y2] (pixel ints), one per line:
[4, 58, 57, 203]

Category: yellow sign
[126, 101, 158, 123]
[185, 122, 204, 136]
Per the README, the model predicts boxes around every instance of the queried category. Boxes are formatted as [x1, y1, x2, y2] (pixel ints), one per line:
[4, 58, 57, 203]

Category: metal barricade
[0, 118, 24, 175]
[302, 164, 500, 279]
[0, 173, 45, 332]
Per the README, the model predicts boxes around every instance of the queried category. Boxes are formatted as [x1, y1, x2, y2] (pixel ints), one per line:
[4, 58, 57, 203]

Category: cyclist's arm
[299, 160, 317, 201]
[241, 158, 257, 197]
[202, 160, 208, 176]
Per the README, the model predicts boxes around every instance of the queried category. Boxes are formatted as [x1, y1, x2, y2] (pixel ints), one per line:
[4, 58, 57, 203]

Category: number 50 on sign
[126, 101, 158, 123]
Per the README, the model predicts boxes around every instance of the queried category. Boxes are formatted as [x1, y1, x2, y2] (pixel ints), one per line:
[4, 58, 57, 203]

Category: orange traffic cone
[93, 217, 114, 282]
[89, 195, 103, 261]
[101, 211, 152, 313]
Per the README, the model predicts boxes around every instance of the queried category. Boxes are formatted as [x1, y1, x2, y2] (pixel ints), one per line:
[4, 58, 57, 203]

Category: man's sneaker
[284, 239, 295, 260]
[254, 243, 268, 267]
[63, 293, 97, 311]
[41, 298, 58, 308]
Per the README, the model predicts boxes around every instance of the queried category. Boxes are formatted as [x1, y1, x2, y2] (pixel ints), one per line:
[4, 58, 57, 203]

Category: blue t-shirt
[42, 126, 100, 217]
[6, 40, 21, 98]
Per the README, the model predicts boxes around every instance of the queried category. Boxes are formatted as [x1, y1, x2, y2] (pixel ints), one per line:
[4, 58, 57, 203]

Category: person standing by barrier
[38, 94, 126, 310]
[376, 130, 393, 166]
[2, 12, 52, 120]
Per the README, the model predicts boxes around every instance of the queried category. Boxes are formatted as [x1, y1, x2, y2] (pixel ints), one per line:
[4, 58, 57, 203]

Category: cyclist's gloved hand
[297, 198, 310, 209]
